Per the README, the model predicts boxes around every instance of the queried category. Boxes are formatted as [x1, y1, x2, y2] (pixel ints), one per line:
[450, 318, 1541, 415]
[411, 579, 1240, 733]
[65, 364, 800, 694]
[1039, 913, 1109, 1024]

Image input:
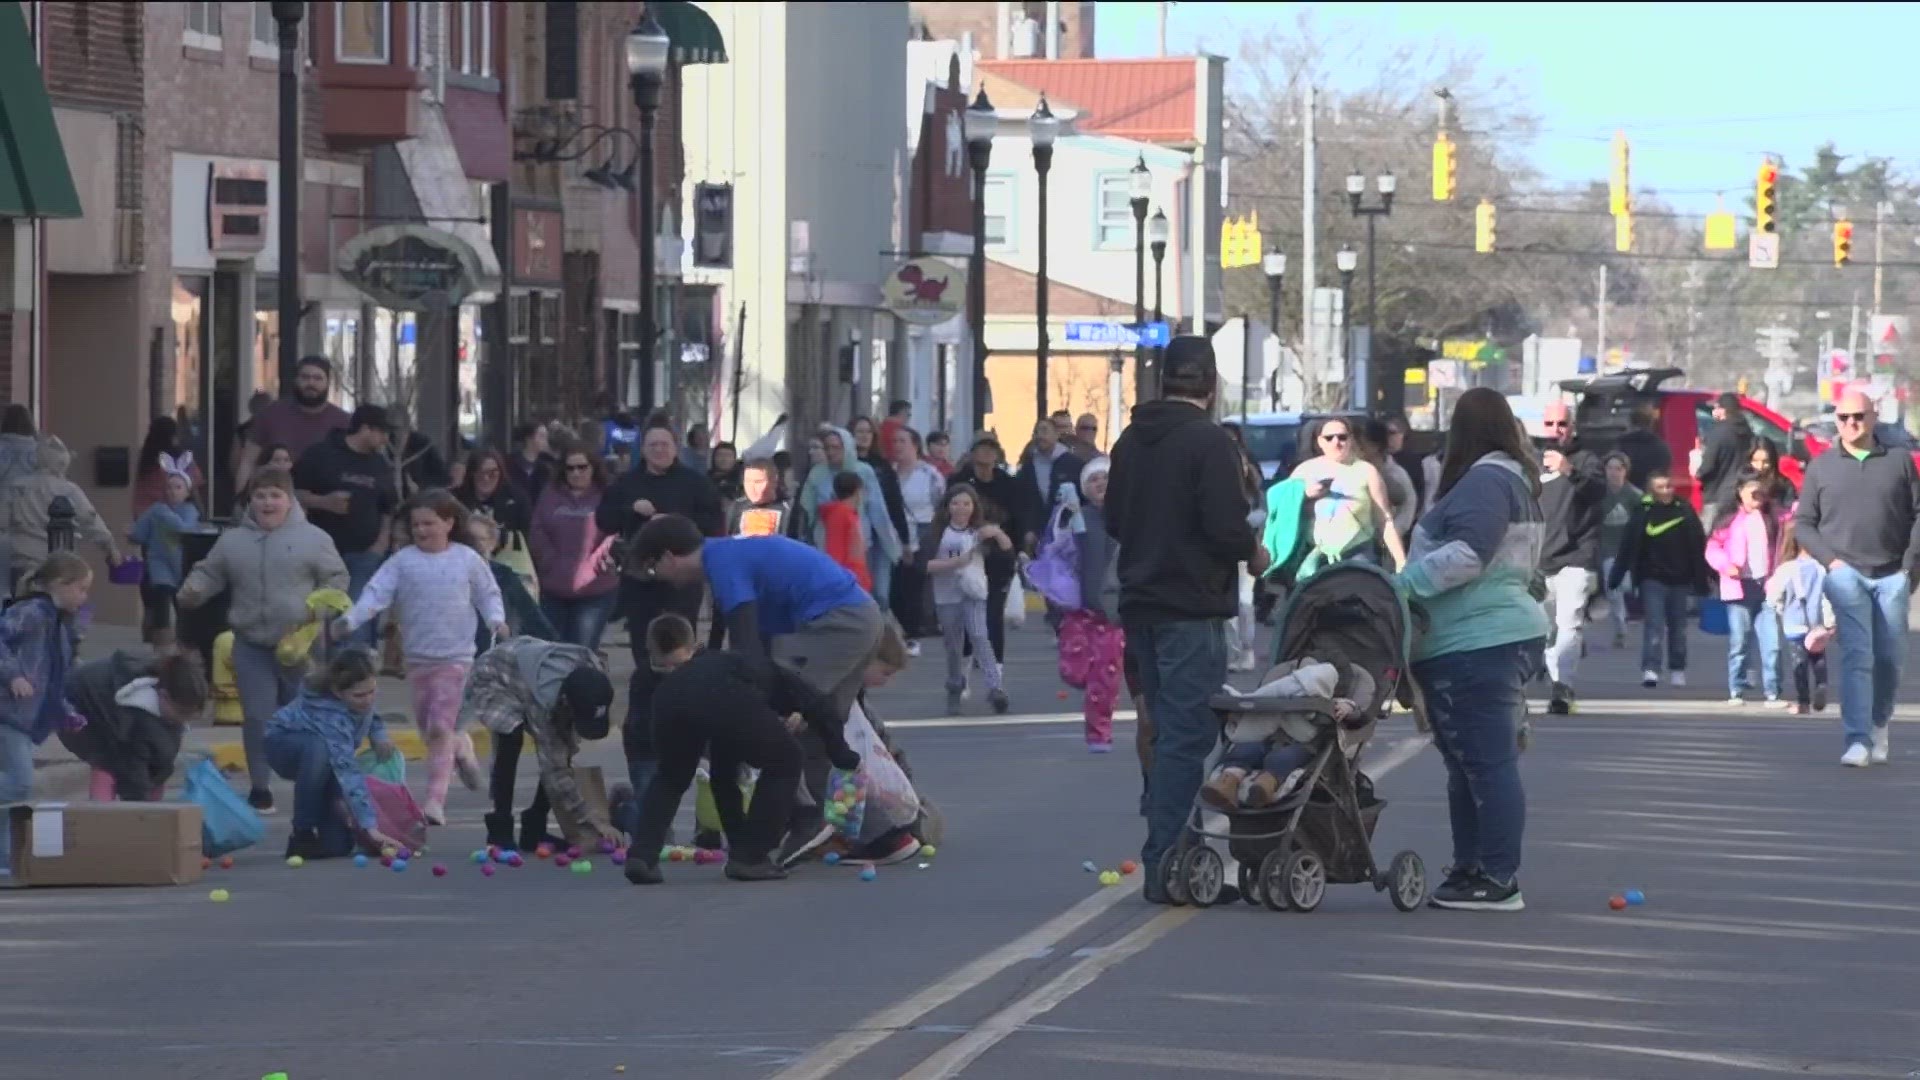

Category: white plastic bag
[824, 702, 920, 844]
[1005, 571, 1028, 628]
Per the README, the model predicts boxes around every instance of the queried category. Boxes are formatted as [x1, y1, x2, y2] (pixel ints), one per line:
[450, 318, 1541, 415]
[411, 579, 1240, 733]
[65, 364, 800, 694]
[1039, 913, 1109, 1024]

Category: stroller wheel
[1386, 850, 1427, 912]
[1237, 861, 1263, 906]
[1181, 845, 1225, 907]
[1257, 848, 1291, 912]
[1281, 849, 1327, 913]
[1160, 836, 1194, 907]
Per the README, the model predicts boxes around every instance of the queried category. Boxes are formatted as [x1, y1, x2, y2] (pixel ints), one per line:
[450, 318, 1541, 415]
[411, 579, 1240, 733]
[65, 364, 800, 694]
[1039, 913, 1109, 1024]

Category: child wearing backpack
[0, 554, 91, 869]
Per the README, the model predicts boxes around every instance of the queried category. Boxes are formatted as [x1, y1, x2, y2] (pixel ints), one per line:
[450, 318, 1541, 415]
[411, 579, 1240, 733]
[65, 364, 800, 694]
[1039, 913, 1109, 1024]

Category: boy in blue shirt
[631, 515, 896, 864]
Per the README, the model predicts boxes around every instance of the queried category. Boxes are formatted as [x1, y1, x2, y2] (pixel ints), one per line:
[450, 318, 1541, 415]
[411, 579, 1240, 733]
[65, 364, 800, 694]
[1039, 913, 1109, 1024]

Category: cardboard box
[6, 803, 205, 887]
[551, 766, 611, 845]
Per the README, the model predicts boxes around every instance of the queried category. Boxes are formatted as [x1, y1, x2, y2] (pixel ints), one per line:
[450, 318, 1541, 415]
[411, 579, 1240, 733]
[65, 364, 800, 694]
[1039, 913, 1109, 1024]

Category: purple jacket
[530, 486, 619, 600]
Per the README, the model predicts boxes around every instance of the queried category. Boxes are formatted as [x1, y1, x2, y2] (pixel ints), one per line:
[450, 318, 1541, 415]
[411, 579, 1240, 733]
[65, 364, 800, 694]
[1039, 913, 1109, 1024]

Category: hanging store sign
[335, 224, 486, 311]
[881, 257, 965, 327]
[693, 183, 734, 269]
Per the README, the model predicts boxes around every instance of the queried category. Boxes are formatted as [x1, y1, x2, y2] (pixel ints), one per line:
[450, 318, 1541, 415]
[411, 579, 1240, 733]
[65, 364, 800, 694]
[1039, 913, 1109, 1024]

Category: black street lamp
[271, 2, 304, 399]
[1336, 244, 1358, 400]
[1262, 247, 1286, 410]
[1030, 96, 1057, 420]
[626, 14, 671, 416]
[1147, 207, 1168, 378]
[964, 88, 996, 436]
[1344, 169, 1395, 411]
[1128, 156, 1151, 402]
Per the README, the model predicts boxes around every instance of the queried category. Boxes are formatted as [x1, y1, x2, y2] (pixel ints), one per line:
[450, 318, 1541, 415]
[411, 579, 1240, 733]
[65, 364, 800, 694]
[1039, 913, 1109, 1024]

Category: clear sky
[1097, 2, 1920, 214]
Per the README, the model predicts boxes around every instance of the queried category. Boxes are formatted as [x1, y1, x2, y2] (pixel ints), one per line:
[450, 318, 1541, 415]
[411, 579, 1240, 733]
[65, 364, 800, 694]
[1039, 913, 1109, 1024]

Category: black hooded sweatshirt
[58, 652, 182, 802]
[1105, 399, 1256, 624]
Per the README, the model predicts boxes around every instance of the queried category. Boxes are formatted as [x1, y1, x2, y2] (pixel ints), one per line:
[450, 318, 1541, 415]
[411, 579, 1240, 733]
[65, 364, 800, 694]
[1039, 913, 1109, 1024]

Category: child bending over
[624, 614, 861, 885]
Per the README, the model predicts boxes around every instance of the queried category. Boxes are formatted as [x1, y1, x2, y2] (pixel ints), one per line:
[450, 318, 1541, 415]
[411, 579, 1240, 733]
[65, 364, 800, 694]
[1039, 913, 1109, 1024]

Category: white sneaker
[1724, 696, 1746, 707]
[1841, 743, 1871, 768]
[1641, 669, 1658, 688]
[906, 640, 922, 658]
[1871, 727, 1891, 764]
[1764, 697, 1791, 711]
[1669, 671, 1687, 688]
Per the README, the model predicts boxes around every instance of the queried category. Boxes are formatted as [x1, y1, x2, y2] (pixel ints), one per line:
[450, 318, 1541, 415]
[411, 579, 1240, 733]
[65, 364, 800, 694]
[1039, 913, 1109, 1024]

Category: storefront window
[171, 276, 210, 485]
[252, 275, 281, 401]
[458, 305, 481, 442]
[324, 309, 363, 409]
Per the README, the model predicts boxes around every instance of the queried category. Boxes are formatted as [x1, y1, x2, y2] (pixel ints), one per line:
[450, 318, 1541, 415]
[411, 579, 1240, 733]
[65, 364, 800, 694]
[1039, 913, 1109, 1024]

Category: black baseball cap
[560, 667, 614, 739]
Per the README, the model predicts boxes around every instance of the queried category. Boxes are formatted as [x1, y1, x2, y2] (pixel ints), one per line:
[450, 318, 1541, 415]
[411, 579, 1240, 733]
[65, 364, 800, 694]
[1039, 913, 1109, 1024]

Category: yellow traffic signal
[1615, 211, 1633, 253]
[1756, 160, 1779, 235]
[1432, 133, 1457, 202]
[1610, 130, 1630, 216]
[1474, 199, 1496, 254]
[1219, 213, 1264, 269]
[1834, 219, 1855, 266]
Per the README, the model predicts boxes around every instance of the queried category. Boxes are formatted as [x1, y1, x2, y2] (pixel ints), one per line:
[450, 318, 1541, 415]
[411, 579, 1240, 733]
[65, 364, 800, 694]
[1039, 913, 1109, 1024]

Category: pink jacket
[1704, 508, 1779, 602]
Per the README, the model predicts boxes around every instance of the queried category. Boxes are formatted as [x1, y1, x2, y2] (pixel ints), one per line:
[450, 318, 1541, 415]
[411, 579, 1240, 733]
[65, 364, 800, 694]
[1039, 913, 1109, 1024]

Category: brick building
[910, 1, 1095, 60]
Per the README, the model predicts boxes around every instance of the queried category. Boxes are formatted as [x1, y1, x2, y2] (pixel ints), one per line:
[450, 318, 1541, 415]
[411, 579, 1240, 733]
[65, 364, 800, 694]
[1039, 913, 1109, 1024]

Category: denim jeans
[230, 640, 303, 791]
[1725, 579, 1782, 700]
[264, 728, 355, 855]
[867, 547, 894, 610]
[1824, 566, 1910, 749]
[1638, 579, 1691, 673]
[339, 550, 386, 649]
[541, 592, 618, 651]
[1126, 618, 1229, 887]
[0, 725, 33, 867]
[1413, 640, 1537, 884]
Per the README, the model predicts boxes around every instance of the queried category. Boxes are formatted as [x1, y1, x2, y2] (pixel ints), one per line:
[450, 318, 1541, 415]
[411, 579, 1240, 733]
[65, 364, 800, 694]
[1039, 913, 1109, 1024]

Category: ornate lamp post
[1128, 156, 1151, 401]
[1030, 96, 1058, 419]
[963, 89, 997, 435]
[271, 2, 305, 397]
[625, 14, 671, 415]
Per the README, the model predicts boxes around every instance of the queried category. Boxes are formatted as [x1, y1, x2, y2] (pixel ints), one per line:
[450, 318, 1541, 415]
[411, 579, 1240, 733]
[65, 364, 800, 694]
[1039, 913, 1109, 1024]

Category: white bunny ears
[160, 451, 195, 487]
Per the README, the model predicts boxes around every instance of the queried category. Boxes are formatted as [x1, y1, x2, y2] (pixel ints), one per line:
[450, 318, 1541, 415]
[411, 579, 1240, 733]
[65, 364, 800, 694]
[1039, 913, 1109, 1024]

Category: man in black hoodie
[1607, 470, 1710, 690]
[1107, 336, 1265, 901]
[1537, 400, 1606, 714]
[595, 419, 724, 799]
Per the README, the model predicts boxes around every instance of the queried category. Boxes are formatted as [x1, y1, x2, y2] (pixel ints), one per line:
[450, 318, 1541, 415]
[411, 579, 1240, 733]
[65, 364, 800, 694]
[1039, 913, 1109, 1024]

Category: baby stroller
[1162, 562, 1427, 913]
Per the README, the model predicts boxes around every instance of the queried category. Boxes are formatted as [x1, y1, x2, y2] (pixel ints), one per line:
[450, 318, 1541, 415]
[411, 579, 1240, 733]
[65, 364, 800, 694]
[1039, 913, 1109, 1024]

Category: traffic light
[1756, 160, 1779, 234]
[1432, 132, 1457, 202]
[1474, 199, 1496, 254]
[1704, 207, 1737, 251]
[1615, 211, 1633, 253]
[1834, 218, 1855, 266]
[1219, 213, 1264, 269]
[1610, 130, 1630, 216]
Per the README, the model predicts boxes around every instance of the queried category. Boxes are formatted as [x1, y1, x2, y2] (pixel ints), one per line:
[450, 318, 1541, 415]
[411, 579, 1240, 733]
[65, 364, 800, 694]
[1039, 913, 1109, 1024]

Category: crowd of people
[0, 346, 1913, 908]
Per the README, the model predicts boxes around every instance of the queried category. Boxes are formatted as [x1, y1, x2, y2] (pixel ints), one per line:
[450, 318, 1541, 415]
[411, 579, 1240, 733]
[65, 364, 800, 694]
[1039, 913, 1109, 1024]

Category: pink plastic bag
[363, 776, 429, 851]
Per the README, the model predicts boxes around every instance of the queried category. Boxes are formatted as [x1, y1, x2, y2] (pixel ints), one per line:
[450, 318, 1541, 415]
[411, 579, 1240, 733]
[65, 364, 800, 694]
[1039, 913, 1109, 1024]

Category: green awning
[0, 5, 81, 219]
[650, 1, 728, 66]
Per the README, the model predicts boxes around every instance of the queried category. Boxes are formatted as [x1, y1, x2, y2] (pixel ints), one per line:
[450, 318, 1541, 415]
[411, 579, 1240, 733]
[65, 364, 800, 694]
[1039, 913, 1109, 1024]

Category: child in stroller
[1199, 658, 1374, 813]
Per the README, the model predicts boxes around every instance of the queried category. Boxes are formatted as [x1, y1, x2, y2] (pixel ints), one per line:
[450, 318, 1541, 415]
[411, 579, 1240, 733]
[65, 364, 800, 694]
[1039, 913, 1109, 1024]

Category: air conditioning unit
[207, 162, 269, 256]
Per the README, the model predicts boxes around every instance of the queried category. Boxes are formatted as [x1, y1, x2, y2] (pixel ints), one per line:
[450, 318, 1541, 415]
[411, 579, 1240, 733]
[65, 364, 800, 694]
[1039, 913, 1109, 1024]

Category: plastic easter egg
[391, 859, 408, 872]
[506, 852, 524, 867]
[1608, 894, 1627, 911]
[353, 853, 369, 868]
[481, 863, 496, 877]
[824, 852, 841, 865]
[571, 859, 593, 874]
[285, 855, 305, 868]
[610, 849, 628, 866]
[219, 855, 235, 869]
[395, 847, 413, 862]
[535, 844, 553, 860]
[472, 850, 489, 864]
[1625, 889, 1646, 905]
[859, 867, 877, 882]
[599, 838, 616, 854]
[554, 853, 573, 868]
[431, 864, 447, 877]
[920, 845, 936, 858]
[1119, 859, 1137, 875]
[208, 888, 231, 902]
[486, 845, 500, 860]
[380, 847, 397, 859]
[380, 855, 394, 868]
[200, 856, 211, 870]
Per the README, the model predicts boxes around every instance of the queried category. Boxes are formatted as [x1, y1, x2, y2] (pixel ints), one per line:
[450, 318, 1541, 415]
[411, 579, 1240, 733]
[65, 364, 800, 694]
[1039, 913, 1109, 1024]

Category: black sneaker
[774, 821, 836, 868]
[1429, 869, 1525, 911]
[1812, 680, 1828, 713]
[624, 860, 664, 885]
[1433, 863, 1475, 896]
[483, 811, 516, 850]
[724, 859, 789, 882]
[285, 829, 326, 861]
[248, 788, 275, 815]
[1546, 683, 1574, 716]
[692, 829, 726, 852]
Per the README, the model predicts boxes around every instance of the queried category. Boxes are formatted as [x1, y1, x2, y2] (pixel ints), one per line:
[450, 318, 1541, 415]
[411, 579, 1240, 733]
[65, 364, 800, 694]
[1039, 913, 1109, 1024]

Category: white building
[678, 1, 911, 445]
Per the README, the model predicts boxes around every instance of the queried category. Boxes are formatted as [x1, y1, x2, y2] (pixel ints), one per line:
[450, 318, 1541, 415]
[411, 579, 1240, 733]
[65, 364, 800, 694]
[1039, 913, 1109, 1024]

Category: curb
[202, 724, 496, 774]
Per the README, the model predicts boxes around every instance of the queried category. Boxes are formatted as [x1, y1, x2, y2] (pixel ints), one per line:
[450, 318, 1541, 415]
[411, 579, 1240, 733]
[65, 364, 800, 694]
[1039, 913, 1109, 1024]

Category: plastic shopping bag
[823, 702, 921, 845]
[183, 757, 265, 857]
[1005, 571, 1029, 629]
[276, 588, 353, 667]
[694, 763, 756, 836]
[362, 776, 429, 851]
[356, 748, 406, 785]
[1026, 520, 1081, 610]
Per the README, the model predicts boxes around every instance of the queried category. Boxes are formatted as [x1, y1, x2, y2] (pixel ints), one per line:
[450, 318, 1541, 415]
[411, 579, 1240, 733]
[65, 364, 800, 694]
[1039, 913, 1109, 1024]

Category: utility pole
[1300, 86, 1317, 397]
[1596, 263, 1608, 365]
[1873, 199, 1887, 315]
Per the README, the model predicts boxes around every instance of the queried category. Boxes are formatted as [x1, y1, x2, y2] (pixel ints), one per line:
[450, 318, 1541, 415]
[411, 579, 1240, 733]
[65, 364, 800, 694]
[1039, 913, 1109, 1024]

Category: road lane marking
[897, 906, 1198, 1080]
[764, 884, 1140, 1080]
[812, 732, 1430, 1080]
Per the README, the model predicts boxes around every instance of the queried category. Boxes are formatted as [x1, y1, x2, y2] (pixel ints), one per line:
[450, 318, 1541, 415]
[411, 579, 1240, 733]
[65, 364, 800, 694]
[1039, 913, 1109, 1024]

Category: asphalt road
[7, 621, 1920, 1080]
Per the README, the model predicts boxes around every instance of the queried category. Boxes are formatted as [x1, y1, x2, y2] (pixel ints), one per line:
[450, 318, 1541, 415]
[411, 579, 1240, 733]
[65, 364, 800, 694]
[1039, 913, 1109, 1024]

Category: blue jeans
[1639, 579, 1691, 673]
[1824, 566, 1911, 749]
[230, 640, 303, 791]
[0, 725, 33, 867]
[541, 593, 618, 651]
[340, 550, 386, 649]
[1413, 640, 1537, 884]
[1127, 618, 1229, 887]
[868, 547, 894, 610]
[1725, 580, 1782, 699]
[264, 728, 356, 855]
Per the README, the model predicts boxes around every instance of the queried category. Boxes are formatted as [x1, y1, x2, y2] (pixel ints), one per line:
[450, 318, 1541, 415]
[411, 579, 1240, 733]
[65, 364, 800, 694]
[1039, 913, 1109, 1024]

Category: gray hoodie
[180, 501, 349, 647]
[1, 436, 116, 579]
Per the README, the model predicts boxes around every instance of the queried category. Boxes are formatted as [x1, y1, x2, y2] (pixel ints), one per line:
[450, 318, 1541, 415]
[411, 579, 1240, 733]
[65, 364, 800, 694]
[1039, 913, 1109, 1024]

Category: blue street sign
[1063, 320, 1171, 348]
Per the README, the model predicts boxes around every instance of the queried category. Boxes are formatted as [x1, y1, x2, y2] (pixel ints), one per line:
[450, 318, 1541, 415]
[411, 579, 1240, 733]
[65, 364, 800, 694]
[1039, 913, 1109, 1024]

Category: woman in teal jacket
[1398, 388, 1547, 914]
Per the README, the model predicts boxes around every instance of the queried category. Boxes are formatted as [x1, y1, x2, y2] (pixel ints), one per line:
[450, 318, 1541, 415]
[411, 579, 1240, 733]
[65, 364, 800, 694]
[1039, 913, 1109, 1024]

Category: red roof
[979, 58, 1197, 145]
